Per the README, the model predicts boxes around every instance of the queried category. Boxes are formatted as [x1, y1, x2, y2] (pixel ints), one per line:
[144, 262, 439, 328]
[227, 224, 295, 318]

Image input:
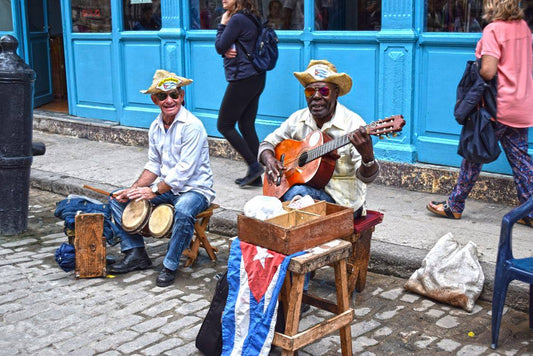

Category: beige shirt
[259, 103, 378, 210]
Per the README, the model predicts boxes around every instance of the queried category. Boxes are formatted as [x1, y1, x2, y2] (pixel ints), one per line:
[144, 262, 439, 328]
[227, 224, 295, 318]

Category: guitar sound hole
[298, 152, 308, 167]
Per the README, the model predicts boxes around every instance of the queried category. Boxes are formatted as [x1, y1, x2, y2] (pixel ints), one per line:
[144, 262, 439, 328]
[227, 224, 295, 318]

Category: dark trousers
[217, 72, 266, 165]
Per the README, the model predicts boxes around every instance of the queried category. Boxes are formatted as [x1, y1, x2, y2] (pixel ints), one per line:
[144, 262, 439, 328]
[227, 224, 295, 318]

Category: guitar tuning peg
[393, 133, 397, 137]
[379, 135, 384, 140]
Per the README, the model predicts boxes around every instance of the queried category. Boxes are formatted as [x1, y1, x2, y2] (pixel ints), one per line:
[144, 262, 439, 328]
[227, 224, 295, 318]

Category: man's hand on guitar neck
[348, 126, 379, 178]
[260, 150, 285, 185]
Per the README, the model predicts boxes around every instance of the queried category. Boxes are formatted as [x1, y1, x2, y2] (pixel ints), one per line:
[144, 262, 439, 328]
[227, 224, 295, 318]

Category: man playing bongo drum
[109, 69, 215, 287]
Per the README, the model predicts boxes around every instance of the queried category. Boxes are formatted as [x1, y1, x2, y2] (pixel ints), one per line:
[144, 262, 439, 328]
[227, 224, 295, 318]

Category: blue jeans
[110, 190, 209, 271]
[282, 185, 336, 203]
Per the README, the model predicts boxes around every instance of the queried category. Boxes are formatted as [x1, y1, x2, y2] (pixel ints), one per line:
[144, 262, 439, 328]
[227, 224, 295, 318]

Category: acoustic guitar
[263, 115, 405, 198]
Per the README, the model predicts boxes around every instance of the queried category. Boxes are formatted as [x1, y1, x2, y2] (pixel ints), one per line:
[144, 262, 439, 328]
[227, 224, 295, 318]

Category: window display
[71, 0, 112, 32]
[191, 0, 381, 31]
[123, 0, 161, 31]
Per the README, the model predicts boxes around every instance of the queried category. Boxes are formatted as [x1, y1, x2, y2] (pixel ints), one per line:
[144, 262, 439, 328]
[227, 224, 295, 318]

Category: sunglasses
[304, 86, 331, 98]
[156, 90, 181, 101]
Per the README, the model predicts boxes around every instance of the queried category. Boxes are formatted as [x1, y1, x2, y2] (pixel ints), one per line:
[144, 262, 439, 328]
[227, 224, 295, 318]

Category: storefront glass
[191, 0, 381, 31]
[0, 0, 13, 31]
[123, 0, 161, 31]
[71, 0, 112, 32]
[426, 0, 533, 32]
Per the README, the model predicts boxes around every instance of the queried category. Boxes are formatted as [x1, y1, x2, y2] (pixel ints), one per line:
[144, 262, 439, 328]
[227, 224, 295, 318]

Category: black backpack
[196, 271, 228, 356]
[237, 13, 279, 73]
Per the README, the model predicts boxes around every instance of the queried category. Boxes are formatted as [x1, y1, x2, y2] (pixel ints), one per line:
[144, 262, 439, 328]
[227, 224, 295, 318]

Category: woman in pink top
[427, 0, 533, 227]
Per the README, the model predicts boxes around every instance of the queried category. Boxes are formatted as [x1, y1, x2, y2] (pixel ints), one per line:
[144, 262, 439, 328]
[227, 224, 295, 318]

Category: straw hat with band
[293, 60, 352, 96]
[140, 69, 193, 94]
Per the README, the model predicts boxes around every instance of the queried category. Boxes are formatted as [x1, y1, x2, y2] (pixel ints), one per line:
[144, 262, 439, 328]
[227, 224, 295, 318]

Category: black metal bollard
[0, 35, 45, 235]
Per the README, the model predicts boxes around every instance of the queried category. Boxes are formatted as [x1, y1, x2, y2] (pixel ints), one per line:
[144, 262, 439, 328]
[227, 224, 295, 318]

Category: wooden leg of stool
[282, 272, 305, 356]
[354, 230, 372, 292]
[195, 216, 218, 261]
[333, 259, 353, 356]
[184, 235, 201, 267]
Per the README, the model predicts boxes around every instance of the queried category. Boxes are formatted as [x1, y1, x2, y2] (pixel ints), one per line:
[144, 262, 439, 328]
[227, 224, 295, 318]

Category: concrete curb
[31, 168, 529, 312]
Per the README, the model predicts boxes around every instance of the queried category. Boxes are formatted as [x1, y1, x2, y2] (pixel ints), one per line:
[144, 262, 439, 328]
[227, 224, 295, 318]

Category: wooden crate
[238, 202, 353, 255]
[74, 214, 106, 278]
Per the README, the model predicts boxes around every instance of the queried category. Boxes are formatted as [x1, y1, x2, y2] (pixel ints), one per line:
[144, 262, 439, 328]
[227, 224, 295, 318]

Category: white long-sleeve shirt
[144, 107, 215, 204]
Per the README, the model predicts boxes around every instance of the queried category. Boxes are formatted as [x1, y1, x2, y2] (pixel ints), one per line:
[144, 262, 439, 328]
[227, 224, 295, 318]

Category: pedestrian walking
[427, 0, 533, 227]
[215, 0, 266, 187]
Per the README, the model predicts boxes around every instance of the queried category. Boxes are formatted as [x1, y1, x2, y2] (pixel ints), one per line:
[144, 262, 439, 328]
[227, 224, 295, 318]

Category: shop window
[71, 0, 112, 33]
[426, 0, 483, 32]
[0, 0, 13, 31]
[319, 0, 381, 31]
[191, 0, 381, 31]
[123, 0, 161, 31]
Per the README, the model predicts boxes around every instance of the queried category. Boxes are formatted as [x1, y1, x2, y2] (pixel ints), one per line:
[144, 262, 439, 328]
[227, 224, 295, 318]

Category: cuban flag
[221, 238, 303, 356]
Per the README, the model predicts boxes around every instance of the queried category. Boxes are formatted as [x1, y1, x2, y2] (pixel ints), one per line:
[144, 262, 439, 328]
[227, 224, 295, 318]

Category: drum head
[149, 204, 174, 238]
[122, 200, 151, 233]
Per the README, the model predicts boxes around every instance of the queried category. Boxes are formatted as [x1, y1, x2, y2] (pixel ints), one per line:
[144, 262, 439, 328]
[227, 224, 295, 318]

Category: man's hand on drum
[126, 186, 156, 202]
[112, 187, 154, 203]
[111, 188, 131, 203]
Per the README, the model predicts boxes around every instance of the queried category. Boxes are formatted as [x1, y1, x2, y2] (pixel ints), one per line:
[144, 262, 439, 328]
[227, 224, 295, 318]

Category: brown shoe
[517, 217, 533, 228]
[426, 201, 462, 219]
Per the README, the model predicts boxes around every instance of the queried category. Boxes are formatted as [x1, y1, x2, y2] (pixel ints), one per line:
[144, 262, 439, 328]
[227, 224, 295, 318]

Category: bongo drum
[121, 200, 152, 236]
[148, 204, 174, 239]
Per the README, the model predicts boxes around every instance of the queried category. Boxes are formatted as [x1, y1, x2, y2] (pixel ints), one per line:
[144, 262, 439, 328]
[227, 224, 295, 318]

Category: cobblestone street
[1, 189, 532, 355]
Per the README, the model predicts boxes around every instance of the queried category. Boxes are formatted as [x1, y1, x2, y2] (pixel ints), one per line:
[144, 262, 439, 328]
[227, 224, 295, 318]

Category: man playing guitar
[259, 59, 379, 219]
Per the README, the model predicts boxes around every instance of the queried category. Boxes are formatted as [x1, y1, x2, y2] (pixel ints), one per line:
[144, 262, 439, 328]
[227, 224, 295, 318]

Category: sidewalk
[30, 125, 533, 309]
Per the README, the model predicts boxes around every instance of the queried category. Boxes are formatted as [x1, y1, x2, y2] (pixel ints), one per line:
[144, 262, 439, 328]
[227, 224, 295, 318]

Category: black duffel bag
[457, 107, 501, 164]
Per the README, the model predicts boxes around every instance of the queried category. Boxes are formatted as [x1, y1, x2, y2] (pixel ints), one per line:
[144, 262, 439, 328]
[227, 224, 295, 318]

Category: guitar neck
[305, 134, 351, 164]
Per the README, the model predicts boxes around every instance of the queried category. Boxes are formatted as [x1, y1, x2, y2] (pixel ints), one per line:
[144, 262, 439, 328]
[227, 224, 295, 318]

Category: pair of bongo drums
[121, 200, 174, 239]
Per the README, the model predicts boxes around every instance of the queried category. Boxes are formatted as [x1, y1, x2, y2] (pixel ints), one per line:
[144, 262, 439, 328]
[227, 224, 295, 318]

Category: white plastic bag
[404, 232, 484, 312]
[243, 195, 285, 221]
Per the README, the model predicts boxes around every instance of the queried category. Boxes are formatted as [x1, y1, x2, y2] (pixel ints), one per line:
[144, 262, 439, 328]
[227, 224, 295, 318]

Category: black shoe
[234, 176, 262, 187]
[108, 247, 152, 274]
[239, 163, 264, 187]
[156, 267, 177, 287]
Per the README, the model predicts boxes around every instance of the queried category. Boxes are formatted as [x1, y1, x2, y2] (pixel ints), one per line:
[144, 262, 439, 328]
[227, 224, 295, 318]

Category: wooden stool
[273, 239, 354, 356]
[344, 210, 384, 295]
[182, 203, 219, 267]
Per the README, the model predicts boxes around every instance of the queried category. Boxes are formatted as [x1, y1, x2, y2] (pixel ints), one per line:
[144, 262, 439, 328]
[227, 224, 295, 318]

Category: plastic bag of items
[404, 232, 484, 312]
[243, 195, 285, 221]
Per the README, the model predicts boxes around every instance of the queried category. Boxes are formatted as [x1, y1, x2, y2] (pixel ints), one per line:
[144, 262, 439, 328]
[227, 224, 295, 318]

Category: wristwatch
[151, 184, 160, 195]
[361, 158, 376, 168]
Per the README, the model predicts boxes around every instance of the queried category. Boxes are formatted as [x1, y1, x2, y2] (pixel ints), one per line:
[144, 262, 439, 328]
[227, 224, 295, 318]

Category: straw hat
[140, 69, 193, 94]
[293, 60, 352, 96]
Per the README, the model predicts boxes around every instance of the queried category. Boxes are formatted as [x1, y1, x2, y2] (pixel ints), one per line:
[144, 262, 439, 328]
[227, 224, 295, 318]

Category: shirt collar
[156, 106, 188, 129]
[302, 102, 347, 131]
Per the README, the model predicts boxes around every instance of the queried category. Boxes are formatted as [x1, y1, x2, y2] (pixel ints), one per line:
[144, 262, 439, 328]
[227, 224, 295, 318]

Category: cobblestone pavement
[1, 189, 532, 355]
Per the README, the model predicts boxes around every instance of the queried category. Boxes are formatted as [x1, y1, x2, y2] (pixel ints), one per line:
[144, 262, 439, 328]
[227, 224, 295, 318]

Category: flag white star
[253, 246, 274, 269]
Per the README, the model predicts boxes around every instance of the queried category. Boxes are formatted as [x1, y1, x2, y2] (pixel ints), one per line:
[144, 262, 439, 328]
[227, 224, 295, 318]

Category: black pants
[217, 72, 266, 165]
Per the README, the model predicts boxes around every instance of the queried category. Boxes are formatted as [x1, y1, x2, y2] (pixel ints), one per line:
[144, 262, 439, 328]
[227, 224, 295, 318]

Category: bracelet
[361, 159, 376, 168]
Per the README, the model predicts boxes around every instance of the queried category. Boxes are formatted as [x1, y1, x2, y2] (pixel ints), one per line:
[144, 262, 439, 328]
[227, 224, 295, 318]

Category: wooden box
[238, 201, 354, 255]
[74, 214, 106, 278]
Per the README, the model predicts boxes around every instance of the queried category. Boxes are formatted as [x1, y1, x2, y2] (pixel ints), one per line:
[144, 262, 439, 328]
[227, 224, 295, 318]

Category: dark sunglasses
[156, 90, 181, 101]
[304, 86, 331, 98]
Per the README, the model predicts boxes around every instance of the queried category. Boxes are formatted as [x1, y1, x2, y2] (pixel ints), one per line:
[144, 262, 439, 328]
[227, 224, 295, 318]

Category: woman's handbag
[455, 59, 500, 164]
[457, 106, 501, 164]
